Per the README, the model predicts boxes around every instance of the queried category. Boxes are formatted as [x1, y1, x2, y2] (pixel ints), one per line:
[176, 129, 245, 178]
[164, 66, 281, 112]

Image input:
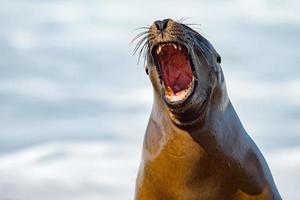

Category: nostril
[154, 20, 164, 31]
[162, 19, 169, 29]
[154, 19, 169, 31]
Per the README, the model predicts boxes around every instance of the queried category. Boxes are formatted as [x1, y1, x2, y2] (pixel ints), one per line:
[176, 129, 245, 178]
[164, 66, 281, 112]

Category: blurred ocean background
[0, 0, 299, 199]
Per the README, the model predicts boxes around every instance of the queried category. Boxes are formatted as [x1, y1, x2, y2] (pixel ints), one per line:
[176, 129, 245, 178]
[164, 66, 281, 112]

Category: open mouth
[152, 42, 196, 103]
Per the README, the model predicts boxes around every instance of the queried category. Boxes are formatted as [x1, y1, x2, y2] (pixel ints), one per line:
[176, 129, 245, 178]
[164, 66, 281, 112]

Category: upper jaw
[152, 42, 188, 55]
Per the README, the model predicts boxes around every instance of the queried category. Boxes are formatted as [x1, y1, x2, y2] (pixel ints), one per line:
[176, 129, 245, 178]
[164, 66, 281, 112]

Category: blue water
[0, 0, 299, 199]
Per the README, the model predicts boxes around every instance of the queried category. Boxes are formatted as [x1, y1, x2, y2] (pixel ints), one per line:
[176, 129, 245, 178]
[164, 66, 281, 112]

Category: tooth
[178, 45, 182, 51]
[166, 87, 174, 96]
[158, 45, 162, 54]
[172, 43, 177, 49]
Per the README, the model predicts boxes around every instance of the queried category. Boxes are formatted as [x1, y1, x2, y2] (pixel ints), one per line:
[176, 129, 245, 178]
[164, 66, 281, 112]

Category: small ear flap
[144, 65, 149, 75]
[217, 56, 221, 64]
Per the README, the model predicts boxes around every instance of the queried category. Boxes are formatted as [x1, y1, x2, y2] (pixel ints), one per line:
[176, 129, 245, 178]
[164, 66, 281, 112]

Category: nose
[154, 19, 170, 31]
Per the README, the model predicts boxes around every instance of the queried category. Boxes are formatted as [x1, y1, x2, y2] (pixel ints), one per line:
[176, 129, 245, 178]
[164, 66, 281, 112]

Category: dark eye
[217, 56, 221, 64]
[145, 66, 149, 75]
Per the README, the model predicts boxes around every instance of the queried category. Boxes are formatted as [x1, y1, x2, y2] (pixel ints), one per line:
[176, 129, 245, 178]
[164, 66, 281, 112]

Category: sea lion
[134, 19, 281, 200]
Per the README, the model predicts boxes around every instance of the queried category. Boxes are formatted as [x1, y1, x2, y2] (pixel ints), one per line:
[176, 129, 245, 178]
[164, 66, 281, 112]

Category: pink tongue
[158, 46, 193, 93]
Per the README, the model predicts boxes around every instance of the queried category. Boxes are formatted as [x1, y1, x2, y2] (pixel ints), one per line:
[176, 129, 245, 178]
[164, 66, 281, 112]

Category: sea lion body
[134, 19, 281, 200]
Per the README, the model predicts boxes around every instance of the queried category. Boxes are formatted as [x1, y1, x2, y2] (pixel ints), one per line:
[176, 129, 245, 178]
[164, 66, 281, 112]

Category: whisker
[184, 23, 202, 27]
[183, 23, 202, 31]
[133, 36, 148, 55]
[137, 40, 150, 64]
[176, 17, 192, 23]
[133, 34, 155, 54]
[133, 26, 150, 31]
[130, 31, 149, 44]
[142, 45, 150, 66]
[132, 32, 155, 55]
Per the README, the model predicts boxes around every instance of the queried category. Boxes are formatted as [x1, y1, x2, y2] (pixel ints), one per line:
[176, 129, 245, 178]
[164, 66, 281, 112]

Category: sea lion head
[135, 19, 226, 127]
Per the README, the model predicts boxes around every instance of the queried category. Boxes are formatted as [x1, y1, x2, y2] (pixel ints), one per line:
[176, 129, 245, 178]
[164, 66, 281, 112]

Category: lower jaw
[161, 78, 196, 108]
[163, 91, 192, 107]
[162, 91, 193, 112]
[159, 80, 211, 127]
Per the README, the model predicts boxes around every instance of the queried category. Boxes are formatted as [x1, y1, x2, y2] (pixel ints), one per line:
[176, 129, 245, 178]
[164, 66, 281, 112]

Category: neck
[146, 87, 280, 196]
[150, 83, 247, 162]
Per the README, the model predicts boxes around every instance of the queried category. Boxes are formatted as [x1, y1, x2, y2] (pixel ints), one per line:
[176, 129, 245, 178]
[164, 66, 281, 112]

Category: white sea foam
[267, 148, 300, 200]
[0, 142, 299, 200]
[0, 142, 141, 200]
